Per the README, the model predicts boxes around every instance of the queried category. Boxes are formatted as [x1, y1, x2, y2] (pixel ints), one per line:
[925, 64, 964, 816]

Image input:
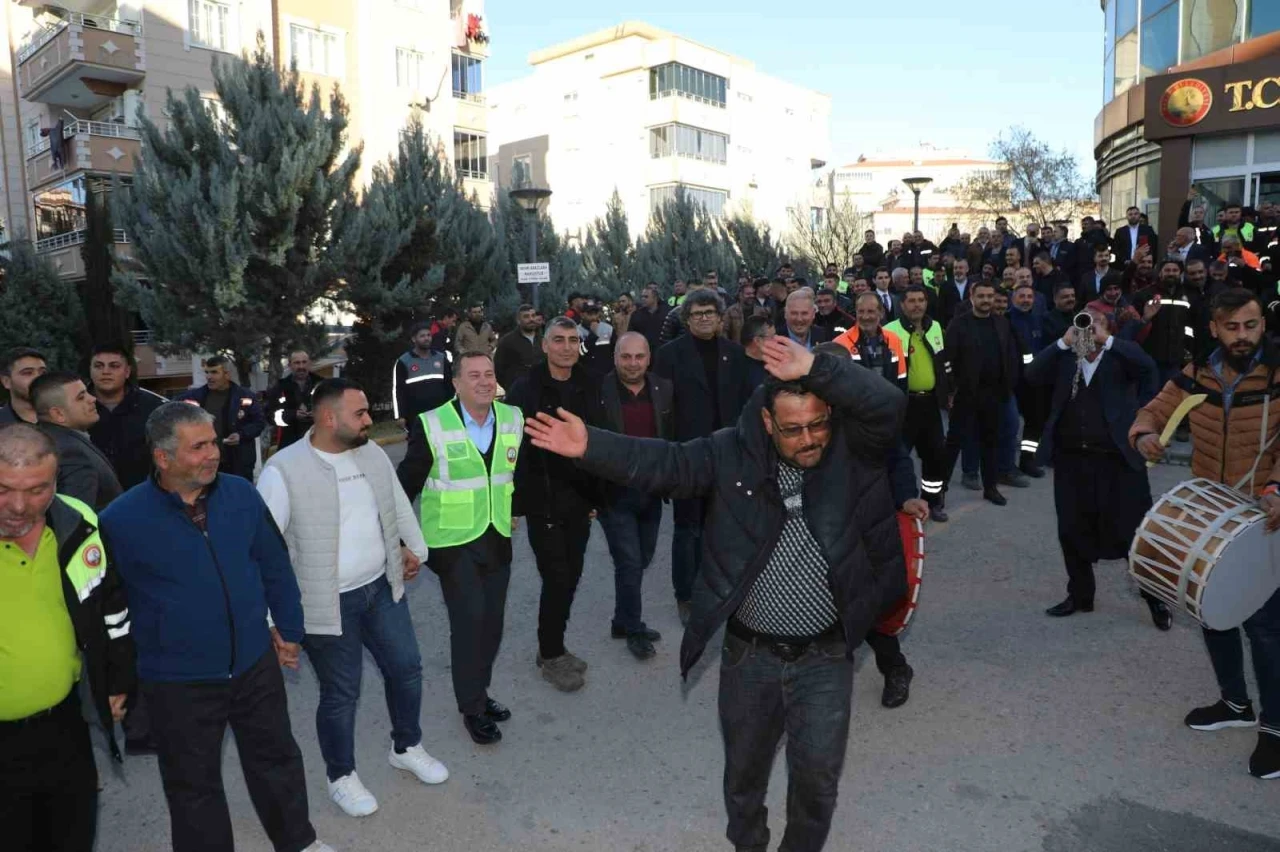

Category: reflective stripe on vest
[418, 401, 521, 547]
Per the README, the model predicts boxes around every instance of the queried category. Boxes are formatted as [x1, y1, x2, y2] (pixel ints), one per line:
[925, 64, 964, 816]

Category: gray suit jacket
[40, 422, 123, 511]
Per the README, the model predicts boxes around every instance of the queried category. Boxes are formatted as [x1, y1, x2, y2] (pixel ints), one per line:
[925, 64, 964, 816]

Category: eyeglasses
[689, 309, 720, 320]
[769, 414, 832, 439]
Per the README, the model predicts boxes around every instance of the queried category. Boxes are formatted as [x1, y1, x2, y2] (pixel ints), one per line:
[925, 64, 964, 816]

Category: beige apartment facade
[0, 0, 493, 386]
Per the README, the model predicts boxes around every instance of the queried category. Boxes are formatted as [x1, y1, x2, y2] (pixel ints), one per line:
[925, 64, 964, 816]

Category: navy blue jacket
[99, 474, 304, 683]
[1007, 301, 1049, 362]
[1024, 338, 1159, 471]
[178, 383, 264, 479]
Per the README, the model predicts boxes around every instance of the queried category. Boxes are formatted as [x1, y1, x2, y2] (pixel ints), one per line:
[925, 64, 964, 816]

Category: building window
[25, 118, 43, 155]
[397, 48, 425, 91]
[649, 62, 727, 108]
[189, 0, 230, 52]
[289, 23, 342, 77]
[511, 153, 532, 188]
[649, 124, 728, 164]
[1182, 0, 1243, 64]
[452, 53, 483, 100]
[1140, 2, 1179, 81]
[649, 184, 728, 216]
[454, 130, 487, 179]
[1113, 30, 1138, 97]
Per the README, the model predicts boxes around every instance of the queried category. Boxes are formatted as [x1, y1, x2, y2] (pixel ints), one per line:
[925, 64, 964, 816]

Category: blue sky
[483, 0, 1105, 175]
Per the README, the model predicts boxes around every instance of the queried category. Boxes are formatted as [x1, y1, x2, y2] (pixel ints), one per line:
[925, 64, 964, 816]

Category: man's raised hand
[762, 336, 816, 381]
[524, 408, 589, 458]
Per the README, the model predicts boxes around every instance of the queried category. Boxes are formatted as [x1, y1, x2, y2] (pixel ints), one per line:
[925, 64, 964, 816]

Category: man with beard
[1132, 259, 1199, 387]
[833, 293, 907, 391]
[1008, 280, 1049, 477]
[1123, 244, 1158, 293]
[859, 229, 885, 268]
[1026, 307, 1172, 628]
[1088, 279, 1143, 340]
[258, 379, 444, 817]
[813, 287, 855, 337]
[456, 303, 499, 358]
[268, 350, 324, 450]
[494, 304, 542, 392]
[1042, 282, 1079, 342]
[1132, 288, 1280, 780]
[32, 372, 122, 511]
[0, 347, 46, 426]
[394, 321, 453, 424]
[524, 336, 906, 851]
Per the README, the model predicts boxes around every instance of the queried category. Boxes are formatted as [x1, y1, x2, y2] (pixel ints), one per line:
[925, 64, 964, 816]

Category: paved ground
[95, 445, 1280, 852]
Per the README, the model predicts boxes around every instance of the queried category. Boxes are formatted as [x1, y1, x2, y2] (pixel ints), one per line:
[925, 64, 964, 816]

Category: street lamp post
[508, 185, 553, 309]
[902, 176, 933, 234]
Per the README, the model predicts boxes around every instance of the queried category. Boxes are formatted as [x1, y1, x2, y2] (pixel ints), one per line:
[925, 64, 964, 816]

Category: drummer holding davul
[1131, 287, 1280, 780]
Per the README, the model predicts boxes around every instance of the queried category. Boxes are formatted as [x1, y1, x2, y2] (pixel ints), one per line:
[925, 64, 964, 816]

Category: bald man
[596, 333, 674, 660]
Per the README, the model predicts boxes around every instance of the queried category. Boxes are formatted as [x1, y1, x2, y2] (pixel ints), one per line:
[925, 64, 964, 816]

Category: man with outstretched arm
[525, 336, 907, 852]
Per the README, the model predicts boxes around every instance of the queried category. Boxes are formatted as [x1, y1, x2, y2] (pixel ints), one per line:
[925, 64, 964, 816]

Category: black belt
[0, 689, 76, 728]
[908, 390, 935, 397]
[727, 620, 842, 663]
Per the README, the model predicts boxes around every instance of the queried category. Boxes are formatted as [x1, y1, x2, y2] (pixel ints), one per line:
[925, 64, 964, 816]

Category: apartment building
[488, 21, 830, 240]
[0, 0, 493, 387]
[830, 146, 1007, 241]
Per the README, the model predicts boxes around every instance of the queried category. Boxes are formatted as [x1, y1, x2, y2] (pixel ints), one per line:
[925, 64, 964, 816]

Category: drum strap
[1234, 366, 1279, 492]
[1171, 369, 1280, 492]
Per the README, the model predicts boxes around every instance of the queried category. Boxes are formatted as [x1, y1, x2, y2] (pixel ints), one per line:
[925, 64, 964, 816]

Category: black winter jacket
[945, 311, 1024, 400]
[89, 385, 166, 490]
[576, 352, 908, 676]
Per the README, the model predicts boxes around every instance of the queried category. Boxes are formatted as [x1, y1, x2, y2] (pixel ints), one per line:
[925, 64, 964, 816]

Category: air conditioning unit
[122, 90, 143, 126]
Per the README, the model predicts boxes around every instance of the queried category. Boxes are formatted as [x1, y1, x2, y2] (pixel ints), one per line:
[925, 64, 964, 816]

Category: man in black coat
[1112, 205, 1159, 266]
[943, 281, 1022, 506]
[523, 338, 906, 852]
[506, 317, 603, 693]
[493, 304, 542, 392]
[654, 289, 755, 625]
[32, 372, 123, 511]
[858, 230, 885, 269]
[178, 356, 265, 480]
[628, 285, 668, 353]
[88, 344, 166, 490]
[596, 333, 674, 660]
[1024, 306, 1173, 628]
[265, 350, 322, 449]
[936, 257, 975, 327]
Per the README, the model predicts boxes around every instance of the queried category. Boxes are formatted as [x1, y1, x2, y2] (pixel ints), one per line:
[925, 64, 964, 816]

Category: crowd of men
[3, 197, 1279, 852]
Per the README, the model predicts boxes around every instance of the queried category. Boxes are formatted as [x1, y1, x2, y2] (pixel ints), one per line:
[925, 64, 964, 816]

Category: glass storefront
[1189, 130, 1280, 222]
[1096, 125, 1163, 226]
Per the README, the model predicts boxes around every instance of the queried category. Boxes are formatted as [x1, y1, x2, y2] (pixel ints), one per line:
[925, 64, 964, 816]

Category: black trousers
[0, 690, 98, 852]
[945, 389, 1002, 490]
[142, 650, 316, 852]
[436, 549, 511, 716]
[527, 515, 592, 660]
[901, 393, 947, 505]
[1015, 381, 1050, 461]
[863, 630, 908, 675]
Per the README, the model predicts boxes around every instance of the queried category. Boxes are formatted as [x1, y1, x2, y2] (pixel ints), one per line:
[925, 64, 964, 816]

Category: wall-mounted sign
[1224, 77, 1280, 113]
[1159, 78, 1213, 127]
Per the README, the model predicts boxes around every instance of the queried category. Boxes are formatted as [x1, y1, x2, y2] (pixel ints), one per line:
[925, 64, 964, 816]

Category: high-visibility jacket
[832, 325, 907, 391]
[1213, 221, 1255, 244]
[418, 400, 522, 547]
[667, 294, 687, 307]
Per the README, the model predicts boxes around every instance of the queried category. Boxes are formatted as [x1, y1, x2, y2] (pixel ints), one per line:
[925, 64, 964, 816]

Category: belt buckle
[772, 642, 806, 662]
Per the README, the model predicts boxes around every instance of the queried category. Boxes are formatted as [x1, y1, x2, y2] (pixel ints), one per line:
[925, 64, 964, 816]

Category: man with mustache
[524, 336, 906, 850]
[1132, 288, 1280, 780]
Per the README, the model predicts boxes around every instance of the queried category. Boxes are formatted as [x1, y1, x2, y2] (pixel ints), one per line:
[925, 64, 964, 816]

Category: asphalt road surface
[95, 443, 1280, 851]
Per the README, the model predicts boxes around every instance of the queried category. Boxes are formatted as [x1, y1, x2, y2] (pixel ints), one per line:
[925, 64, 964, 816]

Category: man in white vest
[258, 378, 443, 819]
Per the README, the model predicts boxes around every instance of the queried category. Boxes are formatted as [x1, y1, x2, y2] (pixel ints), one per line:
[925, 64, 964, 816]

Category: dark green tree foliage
[634, 189, 737, 296]
[581, 189, 634, 297]
[80, 190, 132, 351]
[491, 191, 585, 319]
[335, 120, 501, 408]
[0, 240, 86, 369]
[722, 213, 783, 280]
[112, 35, 360, 382]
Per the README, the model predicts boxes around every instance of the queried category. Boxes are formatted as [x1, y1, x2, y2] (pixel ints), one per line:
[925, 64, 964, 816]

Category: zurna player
[1131, 288, 1280, 780]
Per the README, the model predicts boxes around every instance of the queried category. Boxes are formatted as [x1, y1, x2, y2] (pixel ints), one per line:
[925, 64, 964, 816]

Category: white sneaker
[302, 843, 337, 852]
[388, 744, 449, 785]
[327, 772, 378, 817]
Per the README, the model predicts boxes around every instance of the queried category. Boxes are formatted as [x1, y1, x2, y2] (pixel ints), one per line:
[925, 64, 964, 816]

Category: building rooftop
[528, 21, 736, 67]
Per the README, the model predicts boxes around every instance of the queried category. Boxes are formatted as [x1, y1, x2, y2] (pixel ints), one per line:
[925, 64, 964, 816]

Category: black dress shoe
[983, 488, 1007, 506]
[463, 713, 502, 744]
[881, 665, 914, 709]
[1045, 598, 1094, 617]
[611, 623, 662, 641]
[484, 698, 511, 722]
[626, 633, 657, 660]
[1020, 459, 1046, 478]
[1147, 599, 1173, 631]
[929, 506, 949, 523]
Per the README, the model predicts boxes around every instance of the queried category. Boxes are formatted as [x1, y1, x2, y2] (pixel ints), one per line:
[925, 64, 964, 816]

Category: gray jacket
[40, 421, 123, 511]
[262, 432, 427, 636]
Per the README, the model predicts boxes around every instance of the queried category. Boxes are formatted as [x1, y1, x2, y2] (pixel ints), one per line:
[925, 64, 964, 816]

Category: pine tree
[634, 189, 737, 297]
[0, 240, 86, 369]
[492, 191, 584, 319]
[581, 189, 634, 297]
[112, 35, 360, 382]
[80, 190, 132, 351]
[722, 213, 782, 280]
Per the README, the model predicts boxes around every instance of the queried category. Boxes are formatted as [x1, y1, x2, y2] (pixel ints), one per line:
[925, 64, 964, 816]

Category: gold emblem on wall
[1159, 78, 1213, 127]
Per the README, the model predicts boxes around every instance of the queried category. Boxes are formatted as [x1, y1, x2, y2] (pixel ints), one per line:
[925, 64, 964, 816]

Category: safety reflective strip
[107, 624, 130, 639]
[435, 429, 468, 442]
[1163, 300, 1192, 308]
[491, 472, 514, 485]
[1021, 354, 1034, 364]
[273, 409, 288, 427]
[850, 353, 862, 361]
[405, 374, 445, 385]
[391, 363, 400, 419]
[75, 570, 103, 603]
[427, 475, 491, 491]
[103, 609, 129, 626]
[921, 484, 944, 494]
[594, 339, 611, 346]
[498, 422, 522, 436]
[1184, 326, 1195, 338]
[1021, 441, 1038, 451]
[834, 326, 848, 334]
[446, 351, 454, 362]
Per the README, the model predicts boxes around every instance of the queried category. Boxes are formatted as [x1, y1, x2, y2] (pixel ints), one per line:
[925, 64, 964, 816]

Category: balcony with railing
[35, 227, 133, 279]
[18, 12, 145, 106]
[27, 120, 141, 189]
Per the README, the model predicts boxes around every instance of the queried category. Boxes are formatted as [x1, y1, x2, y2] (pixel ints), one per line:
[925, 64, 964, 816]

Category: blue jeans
[303, 575, 423, 781]
[961, 396, 1020, 475]
[672, 498, 705, 603]
[719, 630, 853, 852]
[599, 489, 664, 634]
[1203, 586, 1280, 729]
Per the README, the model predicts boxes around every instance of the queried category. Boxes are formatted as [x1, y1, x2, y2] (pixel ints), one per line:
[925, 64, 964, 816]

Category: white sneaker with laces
[327, 772, 378, 817]
[388, 744, 449, 785]
[302, 843, 337, 852]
